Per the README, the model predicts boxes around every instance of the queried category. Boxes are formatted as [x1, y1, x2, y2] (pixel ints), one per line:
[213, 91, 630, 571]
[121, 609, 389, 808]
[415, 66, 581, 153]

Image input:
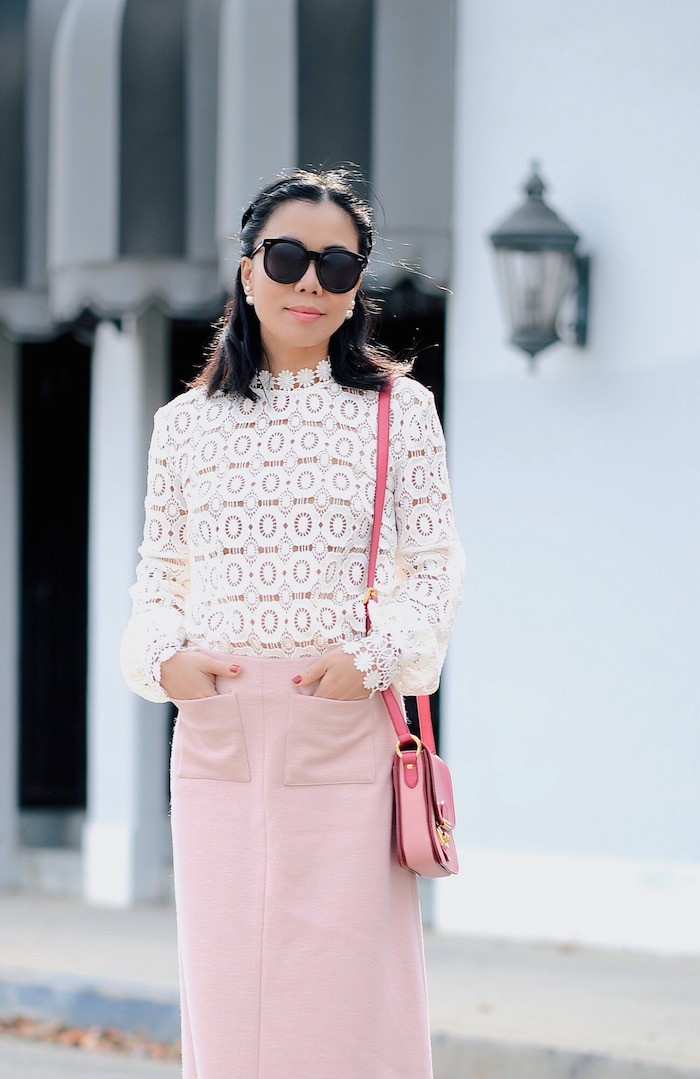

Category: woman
[120, 168, 465, 1079]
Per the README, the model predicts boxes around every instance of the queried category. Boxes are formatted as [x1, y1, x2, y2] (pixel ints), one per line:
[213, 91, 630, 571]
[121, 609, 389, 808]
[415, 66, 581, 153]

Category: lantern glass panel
[494, 248, 574, 355]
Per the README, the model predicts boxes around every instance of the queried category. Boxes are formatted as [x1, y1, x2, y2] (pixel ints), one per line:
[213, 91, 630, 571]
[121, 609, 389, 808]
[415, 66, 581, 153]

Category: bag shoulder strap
[364, 381, 438, 755]
[365, 382, 392, 630]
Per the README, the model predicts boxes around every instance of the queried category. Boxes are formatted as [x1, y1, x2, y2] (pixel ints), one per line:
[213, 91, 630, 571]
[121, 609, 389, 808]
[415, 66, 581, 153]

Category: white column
[83, 309, 171, 906]
[0, 332, 20, 889]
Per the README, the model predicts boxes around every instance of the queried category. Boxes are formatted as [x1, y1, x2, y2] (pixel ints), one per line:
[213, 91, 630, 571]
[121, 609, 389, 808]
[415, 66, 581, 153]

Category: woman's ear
[240, 257, 253, 291]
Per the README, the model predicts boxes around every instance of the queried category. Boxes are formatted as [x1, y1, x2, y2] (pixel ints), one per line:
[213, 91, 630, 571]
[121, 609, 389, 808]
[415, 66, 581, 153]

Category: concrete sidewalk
[0, 1038, 180, 1078]
[0, 892, 698, 1078]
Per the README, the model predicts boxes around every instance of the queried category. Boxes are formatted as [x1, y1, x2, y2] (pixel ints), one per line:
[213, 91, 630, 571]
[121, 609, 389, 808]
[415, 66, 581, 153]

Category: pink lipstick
[287, 307, 323, 322]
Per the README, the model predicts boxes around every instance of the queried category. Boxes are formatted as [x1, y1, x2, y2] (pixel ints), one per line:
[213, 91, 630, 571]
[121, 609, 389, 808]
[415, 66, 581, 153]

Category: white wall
[439, 0, 700, 952]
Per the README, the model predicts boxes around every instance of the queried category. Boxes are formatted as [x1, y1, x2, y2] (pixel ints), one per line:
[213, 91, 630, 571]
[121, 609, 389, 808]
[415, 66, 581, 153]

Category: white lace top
[120, 359, 465, 703]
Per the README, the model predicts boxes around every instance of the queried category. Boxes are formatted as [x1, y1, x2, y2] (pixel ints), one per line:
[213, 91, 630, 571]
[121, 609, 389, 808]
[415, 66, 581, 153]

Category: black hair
[192, 167, 410, 400]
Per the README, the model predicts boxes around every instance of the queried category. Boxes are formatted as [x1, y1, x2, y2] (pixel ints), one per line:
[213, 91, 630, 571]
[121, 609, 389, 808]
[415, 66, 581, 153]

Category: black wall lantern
[488, 163, 589, 368]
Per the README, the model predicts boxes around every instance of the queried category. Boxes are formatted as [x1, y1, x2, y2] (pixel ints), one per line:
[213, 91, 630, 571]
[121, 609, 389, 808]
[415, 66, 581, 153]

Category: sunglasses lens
[264, 241, 308, 284]
[262, 240, 364, 293]
[317, 250, 363, 293]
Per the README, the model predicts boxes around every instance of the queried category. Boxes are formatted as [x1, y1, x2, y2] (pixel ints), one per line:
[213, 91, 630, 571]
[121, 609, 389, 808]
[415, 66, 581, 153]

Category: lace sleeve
[119, 405, 190, 703]
[343, 382, 466, 696]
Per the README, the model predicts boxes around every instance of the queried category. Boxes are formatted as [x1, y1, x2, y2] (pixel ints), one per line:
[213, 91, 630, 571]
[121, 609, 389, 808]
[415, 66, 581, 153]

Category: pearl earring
[244, 285, 255, 307]
[345, 299, 356, 321]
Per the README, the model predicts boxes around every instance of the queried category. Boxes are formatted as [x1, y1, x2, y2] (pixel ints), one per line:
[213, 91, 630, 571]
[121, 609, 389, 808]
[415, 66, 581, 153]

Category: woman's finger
[292, 659, 327, 687]
[299, 650, 371, 700]
[201, 657, 242, 678]
[160, 652, 242, 699]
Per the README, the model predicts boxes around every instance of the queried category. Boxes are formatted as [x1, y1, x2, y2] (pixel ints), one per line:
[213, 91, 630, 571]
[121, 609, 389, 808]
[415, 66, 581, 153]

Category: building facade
[1, 0, 698, 953]
[0, 0, 454, 906]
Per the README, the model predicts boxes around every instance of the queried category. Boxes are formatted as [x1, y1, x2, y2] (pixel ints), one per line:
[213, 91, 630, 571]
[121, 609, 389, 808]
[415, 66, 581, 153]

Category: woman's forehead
[261, 199, 359, 250]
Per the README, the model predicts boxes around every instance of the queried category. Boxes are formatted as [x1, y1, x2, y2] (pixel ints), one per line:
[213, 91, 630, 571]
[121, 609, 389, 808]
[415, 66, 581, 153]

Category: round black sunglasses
[250, 238, 367, 294]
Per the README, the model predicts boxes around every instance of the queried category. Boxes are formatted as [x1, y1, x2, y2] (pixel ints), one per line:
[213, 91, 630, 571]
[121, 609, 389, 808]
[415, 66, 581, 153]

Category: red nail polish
[230, 664, 240, 672]
[292, 675, 302, 684]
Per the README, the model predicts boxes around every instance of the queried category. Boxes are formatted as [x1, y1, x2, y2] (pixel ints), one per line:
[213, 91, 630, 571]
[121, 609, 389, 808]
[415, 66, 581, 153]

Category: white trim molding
[436, 848, 700, 955]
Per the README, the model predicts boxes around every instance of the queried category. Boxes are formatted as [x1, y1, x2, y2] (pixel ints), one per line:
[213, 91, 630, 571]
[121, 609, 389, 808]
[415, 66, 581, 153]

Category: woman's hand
[292, 650, 371, 700]
[160, 650, 241, 701]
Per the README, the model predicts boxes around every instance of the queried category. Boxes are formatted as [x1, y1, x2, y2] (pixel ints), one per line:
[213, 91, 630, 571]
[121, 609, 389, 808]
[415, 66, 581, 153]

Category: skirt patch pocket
[173, 692, 250, 782]
[284, 695, 376, 786]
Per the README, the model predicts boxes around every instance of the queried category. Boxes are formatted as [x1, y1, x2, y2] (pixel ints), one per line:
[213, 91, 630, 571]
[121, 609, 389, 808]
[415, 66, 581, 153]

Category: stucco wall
[439, 0, 700, 951]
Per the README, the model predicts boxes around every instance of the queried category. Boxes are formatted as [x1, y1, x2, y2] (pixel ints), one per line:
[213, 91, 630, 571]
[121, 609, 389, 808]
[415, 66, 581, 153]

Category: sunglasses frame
[250, 238, 367, 294]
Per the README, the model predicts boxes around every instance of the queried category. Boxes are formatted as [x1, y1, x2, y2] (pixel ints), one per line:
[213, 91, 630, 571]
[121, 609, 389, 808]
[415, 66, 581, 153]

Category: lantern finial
[525, 163, 545, 201]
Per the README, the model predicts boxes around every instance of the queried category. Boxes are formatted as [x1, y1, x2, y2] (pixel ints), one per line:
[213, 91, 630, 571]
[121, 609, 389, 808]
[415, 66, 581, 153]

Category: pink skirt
[169, 651, 432, 1079]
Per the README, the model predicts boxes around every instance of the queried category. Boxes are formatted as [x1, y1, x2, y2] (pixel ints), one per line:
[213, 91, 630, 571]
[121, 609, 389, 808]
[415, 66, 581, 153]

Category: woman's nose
[295, 257, 322, 293]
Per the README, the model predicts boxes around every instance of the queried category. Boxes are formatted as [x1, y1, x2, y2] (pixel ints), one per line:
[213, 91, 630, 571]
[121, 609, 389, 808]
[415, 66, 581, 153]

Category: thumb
[292, 658, 327, 686]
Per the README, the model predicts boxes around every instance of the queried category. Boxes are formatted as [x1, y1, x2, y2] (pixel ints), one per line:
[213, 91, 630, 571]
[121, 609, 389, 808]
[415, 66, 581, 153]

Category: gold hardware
[436, 817, 453, 848]
[437, 825, 451, 850]
[395, 734, 423, 758]
[363, 587, 378, 605]
[406, 763, 415, 770]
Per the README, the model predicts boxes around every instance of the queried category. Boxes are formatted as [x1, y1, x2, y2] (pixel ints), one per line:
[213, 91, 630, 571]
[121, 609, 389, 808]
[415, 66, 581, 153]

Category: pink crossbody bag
[363, 382, 459, 878]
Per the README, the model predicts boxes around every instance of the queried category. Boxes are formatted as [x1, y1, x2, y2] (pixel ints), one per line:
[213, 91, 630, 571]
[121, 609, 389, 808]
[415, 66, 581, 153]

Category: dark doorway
[170, 315, 220, 400]
[371, 277, 446, 419]
[164, 316, 223, 760]
[19, 334, 90, 808]
[370, 279, 447, 750]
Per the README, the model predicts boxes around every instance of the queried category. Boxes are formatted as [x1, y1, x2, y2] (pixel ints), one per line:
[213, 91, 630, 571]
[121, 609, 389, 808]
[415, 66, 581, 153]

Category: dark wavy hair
[192, 167, 409, 400]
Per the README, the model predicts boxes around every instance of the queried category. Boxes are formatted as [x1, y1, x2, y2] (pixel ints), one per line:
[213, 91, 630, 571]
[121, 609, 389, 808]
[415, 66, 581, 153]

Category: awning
[369, 0, 453, 291]
[216, 0, 297, 290]
[48, 0, 222, 321]
[0, 0, 66, 339]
